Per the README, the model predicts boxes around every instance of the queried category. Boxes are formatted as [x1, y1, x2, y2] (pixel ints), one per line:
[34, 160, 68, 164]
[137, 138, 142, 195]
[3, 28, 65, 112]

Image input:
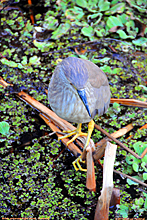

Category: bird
[48, 57, 111, 171]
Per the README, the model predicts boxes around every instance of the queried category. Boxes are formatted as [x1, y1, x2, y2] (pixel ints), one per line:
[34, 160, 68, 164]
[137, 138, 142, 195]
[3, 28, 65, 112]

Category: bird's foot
[58, 120, 95, 172]
[72, 156, 87, 171]
[58, 123, 87, 146]
[72, 120, 95, 172]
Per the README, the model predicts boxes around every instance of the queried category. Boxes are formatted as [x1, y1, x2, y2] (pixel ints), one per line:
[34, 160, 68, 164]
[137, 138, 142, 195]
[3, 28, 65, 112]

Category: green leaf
[88, 12, 103, 25]
[33, 40, 54, 52]
[143, 172, 147, 181]
[17, 63, 24, 69]
[44, 16, 58, 30]
[106, 16, 123, 29]
[128, 112, 135, 118]
[21, 56, 27, 65]
[95, 27, 105, 37]
[139, 85, 147, 92]
[127, 175, 143, 185]
[127, 178, 139, 185]
[118, 14, 128, 24]
[113, 102, 120, 109]
[117, 204, 129, 218]
[132, 37, 147, 46]
[126, 155, 135, 165]
[81, 26, 94, 37]
[126, 0, 147, 12]
[100, 65, 112, 73]
[133, 141, 147, 155]
[0, 121, 10, 135]
[65, 7, 84, 20]
[29, 55, 40, 65]
[126, 20, 137, 36]
[135, 197, 144, 206]
[76, 0, 88, 8]
[111, 0, 120, 3]
[117, 30, 134, 39]
[141, 162, 147, 172]
[144, 196, 147, 209]
[1, 58, 18, 68]
[142, 154, 147, 163]
[105, 3, 125, 15]
[51, 23, 70, 39]
[98, 0, 110, 11]
[35, 152, 40, 160]
[133, 162, 139, 172]
[87, 0, 98, 12]
[26, 20, 33, 32]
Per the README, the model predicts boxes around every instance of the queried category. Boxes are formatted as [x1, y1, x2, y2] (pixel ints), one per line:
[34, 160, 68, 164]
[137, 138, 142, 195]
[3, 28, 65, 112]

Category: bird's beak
[77, 89, 91, 118]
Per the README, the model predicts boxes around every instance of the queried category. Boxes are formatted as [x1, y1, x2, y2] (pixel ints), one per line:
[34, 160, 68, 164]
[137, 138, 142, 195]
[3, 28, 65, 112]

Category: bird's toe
[72, 156, 87, 171]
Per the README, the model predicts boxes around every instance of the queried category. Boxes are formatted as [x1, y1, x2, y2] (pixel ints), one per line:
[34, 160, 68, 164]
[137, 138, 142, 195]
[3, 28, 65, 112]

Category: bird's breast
[48, 82, 92, 123]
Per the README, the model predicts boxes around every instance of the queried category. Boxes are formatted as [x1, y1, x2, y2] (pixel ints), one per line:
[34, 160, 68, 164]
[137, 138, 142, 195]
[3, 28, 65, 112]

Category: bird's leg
[73, 120, 95, 171]
[83, 120, 95, 150]
[58, 123, 88, 145]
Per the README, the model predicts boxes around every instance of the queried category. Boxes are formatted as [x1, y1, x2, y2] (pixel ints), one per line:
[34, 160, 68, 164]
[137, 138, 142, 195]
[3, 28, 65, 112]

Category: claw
[58, 123, 87, 146]
[72, 156, 87, 172]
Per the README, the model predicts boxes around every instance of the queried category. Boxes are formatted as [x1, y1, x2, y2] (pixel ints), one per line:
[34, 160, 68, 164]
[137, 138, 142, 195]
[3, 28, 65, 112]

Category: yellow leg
[58, 123, 87, 146]
[84, 120, 95, 149]
[72, 120, 95, 171]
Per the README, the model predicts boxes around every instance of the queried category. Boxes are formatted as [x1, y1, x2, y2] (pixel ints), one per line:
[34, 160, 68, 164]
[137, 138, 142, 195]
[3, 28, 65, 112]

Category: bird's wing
[81, 59, 109, 88]
[81, 59, 111, 117]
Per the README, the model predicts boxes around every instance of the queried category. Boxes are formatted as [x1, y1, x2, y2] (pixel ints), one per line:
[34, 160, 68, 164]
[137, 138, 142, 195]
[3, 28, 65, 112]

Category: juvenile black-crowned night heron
[48, 57, 111, 170]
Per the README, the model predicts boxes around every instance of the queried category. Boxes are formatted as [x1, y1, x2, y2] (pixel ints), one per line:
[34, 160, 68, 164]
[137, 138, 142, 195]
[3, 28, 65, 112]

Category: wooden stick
[94, 124, 134, 160]
[86, 140, 96, 191]
[94, 142, 117, 220]
[93, 139, 108, 160]
[97, 159, 147, 188]
[127, 123, 147, 140]
[94, 123, 147, 160]
[111, 123, 133, 139]
[110, 98, 147, 108]
[94, 124, 141, 159]
[18, 91, 75, 131]
[110, 188, 120, 207]
[114, 170, 147, 188]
